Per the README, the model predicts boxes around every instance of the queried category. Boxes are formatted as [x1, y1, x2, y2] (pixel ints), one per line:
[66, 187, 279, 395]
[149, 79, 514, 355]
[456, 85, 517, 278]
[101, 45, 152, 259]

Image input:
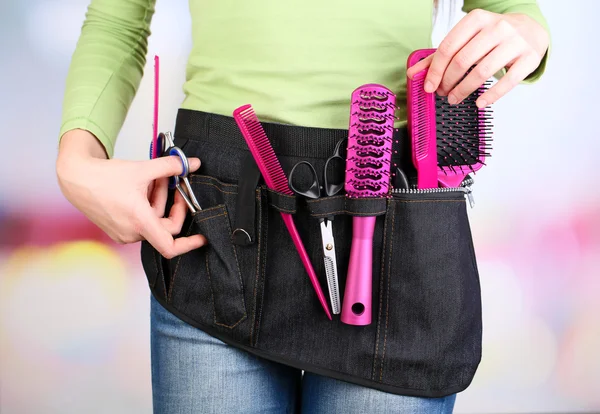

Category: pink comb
[341, 84, 395, 326]
[233, 104, 332, 320]
[407, 48, 493, 189]
[407, 49, 438, 189]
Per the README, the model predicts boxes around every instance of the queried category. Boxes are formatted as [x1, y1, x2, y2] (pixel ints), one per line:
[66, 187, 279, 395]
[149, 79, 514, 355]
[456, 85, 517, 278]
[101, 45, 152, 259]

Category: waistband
[174, 108, 409, 160]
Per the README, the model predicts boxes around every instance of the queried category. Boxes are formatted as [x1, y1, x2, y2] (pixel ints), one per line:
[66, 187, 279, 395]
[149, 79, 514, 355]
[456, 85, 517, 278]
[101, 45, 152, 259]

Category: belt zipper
[391, 176, 476, 208]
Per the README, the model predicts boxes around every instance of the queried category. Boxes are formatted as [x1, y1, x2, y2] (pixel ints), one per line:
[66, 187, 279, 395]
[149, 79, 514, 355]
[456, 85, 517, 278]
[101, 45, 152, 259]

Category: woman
[56, 0, 550, 412]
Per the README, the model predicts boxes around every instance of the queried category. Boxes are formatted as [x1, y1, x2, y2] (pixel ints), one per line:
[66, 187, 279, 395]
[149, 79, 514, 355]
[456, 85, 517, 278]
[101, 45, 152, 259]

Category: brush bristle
[233, 105, 293, 195]
[345, 84, 396, 198]
[436, 79, 493, 175]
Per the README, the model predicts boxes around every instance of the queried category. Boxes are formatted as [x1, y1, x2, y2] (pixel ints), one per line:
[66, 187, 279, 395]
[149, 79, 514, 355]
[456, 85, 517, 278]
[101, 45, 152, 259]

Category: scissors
[287, 138, 345, 314]
[150, 132, 202, 213]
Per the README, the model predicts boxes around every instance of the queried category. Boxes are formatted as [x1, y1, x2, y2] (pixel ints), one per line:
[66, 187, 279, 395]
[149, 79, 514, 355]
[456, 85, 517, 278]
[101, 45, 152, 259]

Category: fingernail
[189, 157, 201, 170]
[424, 81, 434, 93]
[476, 99, 487, 108]
[448, 94, 457, 105]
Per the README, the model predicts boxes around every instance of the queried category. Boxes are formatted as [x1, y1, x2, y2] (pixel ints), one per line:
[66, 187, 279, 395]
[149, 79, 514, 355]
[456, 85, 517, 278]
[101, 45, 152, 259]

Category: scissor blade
[163, 131, 176, 148]
[175, 183, 197, 214]
[323, 256, 340, 315]
[320, 221, 341, 314]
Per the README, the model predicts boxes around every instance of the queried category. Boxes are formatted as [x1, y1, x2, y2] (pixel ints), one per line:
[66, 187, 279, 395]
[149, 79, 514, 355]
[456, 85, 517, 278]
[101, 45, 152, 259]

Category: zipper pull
[466, 188, 475, 208]
[460, 175, 475, 208]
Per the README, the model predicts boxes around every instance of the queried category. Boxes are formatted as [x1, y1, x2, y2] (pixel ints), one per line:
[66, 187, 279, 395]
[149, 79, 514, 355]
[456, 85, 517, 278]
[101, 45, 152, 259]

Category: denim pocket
[166, 175, 254, 334]
[373, 191, 482, 392]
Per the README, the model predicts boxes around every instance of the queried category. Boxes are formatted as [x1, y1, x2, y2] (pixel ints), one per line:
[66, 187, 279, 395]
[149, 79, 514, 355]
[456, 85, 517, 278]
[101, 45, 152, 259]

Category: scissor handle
[323, 139, 346, 196]
[288, 161, 321, 199]
[168, 147, 189, 177]
[149, 132, 165, 160]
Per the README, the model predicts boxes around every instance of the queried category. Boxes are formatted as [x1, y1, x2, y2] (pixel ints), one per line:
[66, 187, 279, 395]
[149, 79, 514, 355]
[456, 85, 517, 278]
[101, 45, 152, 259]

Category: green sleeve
[462, 0, 550, 83]
[59, 0, 156, 158]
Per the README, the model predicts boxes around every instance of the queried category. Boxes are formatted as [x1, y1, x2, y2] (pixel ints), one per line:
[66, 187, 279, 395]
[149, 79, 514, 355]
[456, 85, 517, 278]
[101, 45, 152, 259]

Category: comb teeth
[233, 105, 293, 195]
[411, 74, 434, 160]
[345, 84, 396, 198]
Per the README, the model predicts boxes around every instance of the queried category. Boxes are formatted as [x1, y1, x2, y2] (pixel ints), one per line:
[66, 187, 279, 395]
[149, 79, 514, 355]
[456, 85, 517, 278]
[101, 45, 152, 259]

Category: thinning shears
[150, 132, 201, 213]
[288, 139, 346, 314]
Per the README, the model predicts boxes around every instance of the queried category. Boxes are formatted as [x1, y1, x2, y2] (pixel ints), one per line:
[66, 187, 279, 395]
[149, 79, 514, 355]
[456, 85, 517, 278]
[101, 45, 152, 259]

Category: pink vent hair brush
[233, 104, 332, 320]
[341, 84, 395, 326]
[407, 48, 493, 189]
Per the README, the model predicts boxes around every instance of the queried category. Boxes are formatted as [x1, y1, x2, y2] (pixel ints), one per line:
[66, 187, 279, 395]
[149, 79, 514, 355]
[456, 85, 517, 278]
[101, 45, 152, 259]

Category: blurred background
[1, 0, 598, 413]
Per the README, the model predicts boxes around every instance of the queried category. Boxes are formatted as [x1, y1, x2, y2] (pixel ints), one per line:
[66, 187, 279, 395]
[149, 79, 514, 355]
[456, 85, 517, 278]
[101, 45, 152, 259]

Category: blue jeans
[150, 295, 456, 413]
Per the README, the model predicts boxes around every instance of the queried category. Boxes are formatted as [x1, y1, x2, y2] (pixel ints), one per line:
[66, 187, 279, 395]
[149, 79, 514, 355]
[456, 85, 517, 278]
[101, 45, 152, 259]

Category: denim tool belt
[140, 109, 483, 398]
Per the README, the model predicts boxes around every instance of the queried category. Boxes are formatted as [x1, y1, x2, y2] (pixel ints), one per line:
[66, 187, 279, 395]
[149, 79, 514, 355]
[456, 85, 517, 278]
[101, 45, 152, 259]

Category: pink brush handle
[281, 212, 332, 321]
[341, 216, 376, 326]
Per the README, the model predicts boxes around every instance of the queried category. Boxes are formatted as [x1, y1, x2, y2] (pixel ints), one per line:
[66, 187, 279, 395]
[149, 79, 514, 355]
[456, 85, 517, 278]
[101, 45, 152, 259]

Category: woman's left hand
[406, 9, 550, 108]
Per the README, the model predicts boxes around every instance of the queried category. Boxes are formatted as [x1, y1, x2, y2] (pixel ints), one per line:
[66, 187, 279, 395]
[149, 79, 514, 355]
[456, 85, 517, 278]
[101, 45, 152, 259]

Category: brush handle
[438, 175, 465, 188]
[281, 212, 332, 320]
[340, 216, 376, 326]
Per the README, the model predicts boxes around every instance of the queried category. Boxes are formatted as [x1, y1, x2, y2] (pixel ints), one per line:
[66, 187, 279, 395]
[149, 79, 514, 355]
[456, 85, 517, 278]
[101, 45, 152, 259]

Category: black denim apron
[141, 109, 482, 398]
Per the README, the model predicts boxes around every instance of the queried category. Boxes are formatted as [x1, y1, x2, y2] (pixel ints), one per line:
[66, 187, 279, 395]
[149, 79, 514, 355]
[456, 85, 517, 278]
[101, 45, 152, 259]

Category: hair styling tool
[341, 84, 395, 326]
[392, 166, 410, 190]
[435, 78, 493, 188]
[155, 132, 202, 213]
[407, 49, 439, 189]
[288, 138, 346, 315]
[148, 56, 201, 213]
[233, 104, 332, 320]
[407, 48, 493, 189]
[151, 55, 161, 160]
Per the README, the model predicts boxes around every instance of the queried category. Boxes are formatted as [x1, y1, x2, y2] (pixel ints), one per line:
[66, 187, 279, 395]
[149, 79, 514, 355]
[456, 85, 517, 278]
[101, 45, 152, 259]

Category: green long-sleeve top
[60, 0, 550, 158]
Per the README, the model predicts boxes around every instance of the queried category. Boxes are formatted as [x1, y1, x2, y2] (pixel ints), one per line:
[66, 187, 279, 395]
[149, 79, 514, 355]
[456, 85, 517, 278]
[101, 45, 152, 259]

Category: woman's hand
[56, 129, 206, 259]
[407, 9, 550, 108]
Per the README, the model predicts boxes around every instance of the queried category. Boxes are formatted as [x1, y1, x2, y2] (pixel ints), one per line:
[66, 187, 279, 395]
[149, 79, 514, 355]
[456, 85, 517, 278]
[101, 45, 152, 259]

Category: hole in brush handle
[355, 136, 386, 147]
[354, 171, 384, 181]
[351, 303, 365, 316]
[351, 182, 382, 192]
[357, 116, 388, 125]
[356, 126, 386, 136]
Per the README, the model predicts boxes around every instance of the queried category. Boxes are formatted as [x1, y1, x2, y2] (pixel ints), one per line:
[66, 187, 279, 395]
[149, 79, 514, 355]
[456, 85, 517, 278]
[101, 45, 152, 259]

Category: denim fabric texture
[140, 109, 482, 398]
[151, 294, 457, 414]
